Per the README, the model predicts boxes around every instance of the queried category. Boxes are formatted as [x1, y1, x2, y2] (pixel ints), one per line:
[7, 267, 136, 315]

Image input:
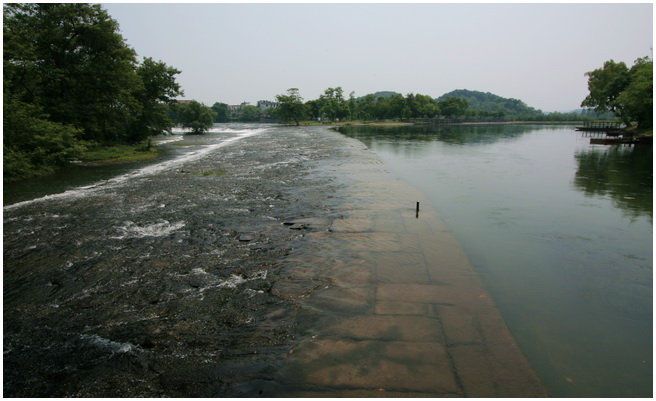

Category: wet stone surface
[266, 134, 546, 397]
[4, 126, 546, 397]
[4, 127, 343, 396]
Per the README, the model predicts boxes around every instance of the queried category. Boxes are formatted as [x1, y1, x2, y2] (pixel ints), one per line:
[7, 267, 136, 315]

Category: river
[338, 123, 652, 397]
[3, 123, 652, 396]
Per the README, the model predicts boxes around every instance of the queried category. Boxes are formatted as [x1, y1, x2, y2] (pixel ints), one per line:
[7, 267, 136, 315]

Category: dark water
[339, 124, 653, 397]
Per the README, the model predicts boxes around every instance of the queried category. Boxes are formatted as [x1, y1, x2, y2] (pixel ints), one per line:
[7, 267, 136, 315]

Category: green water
[339, 124, 653, 397]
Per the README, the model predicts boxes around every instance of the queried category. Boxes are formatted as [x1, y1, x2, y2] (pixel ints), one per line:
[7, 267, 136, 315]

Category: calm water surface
[339, 124, 652, 397]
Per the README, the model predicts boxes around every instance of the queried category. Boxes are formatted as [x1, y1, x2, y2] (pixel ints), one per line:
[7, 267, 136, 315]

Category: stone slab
[287, 338, 459, 394]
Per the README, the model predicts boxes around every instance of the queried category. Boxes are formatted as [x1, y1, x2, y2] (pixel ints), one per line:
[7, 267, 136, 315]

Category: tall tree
[4, 3, 185, 180]
[616, 57, 653, 128]
[581, 60, 631, 120]
[211, 102, 230, 123]
[582, 57, 652, 128]
[236, 105, 261, 122]
[177, 101, 215, 134]
[274, 88, 306, 125]
[318, 87, 349, 121]
[4, 4, 142, 143]
[131, 57, 183, 142]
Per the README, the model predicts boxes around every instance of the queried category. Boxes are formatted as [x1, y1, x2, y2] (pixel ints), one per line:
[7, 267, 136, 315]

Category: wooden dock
[575, 121, 624, 132]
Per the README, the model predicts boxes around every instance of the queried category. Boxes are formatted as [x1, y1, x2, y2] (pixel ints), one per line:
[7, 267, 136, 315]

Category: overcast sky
[104, 3, 652, 112]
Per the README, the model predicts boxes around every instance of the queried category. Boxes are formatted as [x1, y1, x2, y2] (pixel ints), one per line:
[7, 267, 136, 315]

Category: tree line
[270, 86, 627, 126]
[4, 4, 183, 180]
[4, 3, 651, 182]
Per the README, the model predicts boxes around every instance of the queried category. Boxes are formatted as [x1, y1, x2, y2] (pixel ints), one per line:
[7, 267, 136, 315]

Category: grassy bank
[80, 142, 159, 165]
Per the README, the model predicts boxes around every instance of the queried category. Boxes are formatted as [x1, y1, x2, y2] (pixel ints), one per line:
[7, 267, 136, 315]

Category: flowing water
[4, 124, 272, 207]
[4, 123, 651, 396]
[338, 124, 652, 397]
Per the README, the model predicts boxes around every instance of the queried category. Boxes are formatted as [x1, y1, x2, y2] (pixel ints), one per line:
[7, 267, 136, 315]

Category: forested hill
[437, 89, 543, 119]
[357, 91, 401, 99]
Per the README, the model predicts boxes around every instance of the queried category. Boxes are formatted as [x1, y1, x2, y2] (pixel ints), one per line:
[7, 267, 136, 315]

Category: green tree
[438, 97, 469, 118]
[236, 105, 261, 122]
[318, 87, 349, 121]
[4, 4, 142, 143]
[4, 99, 84, 180]
[274, 88, 306, 125]
[616, 57, 653, 128]
[211, 102, 230, 123]
[347, 91, 357, 120]
[304, 99, 321, 120]
[353, 95, 373, 120]
[177, 101, 215, 134]
[581, 60, 630, 122]
[130, 57, 183, 142]
[3, 3, 185, 180]
[582, 57, 653, 128]
[388, 94, 408, 119]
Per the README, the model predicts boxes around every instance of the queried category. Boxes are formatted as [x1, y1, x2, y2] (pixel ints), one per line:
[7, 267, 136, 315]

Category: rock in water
[239, 233, 255, 242]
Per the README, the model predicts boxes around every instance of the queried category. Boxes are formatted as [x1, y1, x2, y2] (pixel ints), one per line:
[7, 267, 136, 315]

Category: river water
[3, 123, 652, 396]
[338, 124, 652, 397]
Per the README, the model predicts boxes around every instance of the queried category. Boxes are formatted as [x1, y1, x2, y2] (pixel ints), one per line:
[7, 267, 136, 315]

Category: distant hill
[437, 89, 543, 118]
[358, 91, 401, 99]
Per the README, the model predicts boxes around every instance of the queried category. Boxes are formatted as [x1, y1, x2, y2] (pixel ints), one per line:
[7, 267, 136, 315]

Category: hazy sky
[104, 3, 652, 112]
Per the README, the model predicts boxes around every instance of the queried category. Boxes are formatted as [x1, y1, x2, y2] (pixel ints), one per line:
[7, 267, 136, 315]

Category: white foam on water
[112, 220, 186, 239]
[80, 334, 139, 354]
[171, 127, 261, 135]
[5, 128, 267, 211]
[208, 269, 268, 291]
[153, 135, 184, 145]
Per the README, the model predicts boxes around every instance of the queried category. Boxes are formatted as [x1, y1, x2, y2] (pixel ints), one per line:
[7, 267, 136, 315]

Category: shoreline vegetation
[3, 4, 651, 183]
[77, 142, 159, 166]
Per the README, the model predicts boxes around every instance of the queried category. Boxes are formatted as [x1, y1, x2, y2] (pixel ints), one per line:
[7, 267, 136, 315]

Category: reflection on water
[338, 124, 652, 397]
[347, 123, 545, 146]
[574, 146, 652, 219]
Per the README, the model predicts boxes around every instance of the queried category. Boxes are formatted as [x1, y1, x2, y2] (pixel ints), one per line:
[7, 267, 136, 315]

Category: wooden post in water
[416, 201, 419, 218]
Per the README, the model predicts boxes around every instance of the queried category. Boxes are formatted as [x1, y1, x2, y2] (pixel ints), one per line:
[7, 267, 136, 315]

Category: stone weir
[3, 125, 545, 397]
[265, 128, 546, 397]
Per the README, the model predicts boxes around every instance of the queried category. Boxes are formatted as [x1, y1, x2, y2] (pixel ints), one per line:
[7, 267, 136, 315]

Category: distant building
[257, 100, 278, 110]
[228, 102, 250, 113]
[175, 99, 194, 105]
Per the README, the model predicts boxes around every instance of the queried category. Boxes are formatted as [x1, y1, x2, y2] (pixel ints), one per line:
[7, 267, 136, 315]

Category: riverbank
[297, 119, 603, 128]
[299, 120, 414, 127]
[79, 142, 160, 166]
[3, 126, 544, 396]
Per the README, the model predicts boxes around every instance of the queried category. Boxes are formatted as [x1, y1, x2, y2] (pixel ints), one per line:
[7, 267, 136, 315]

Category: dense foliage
[582, 57, 652, 128]
[274, 88, 306, 125]
[264, 87, 610, 124]
[172, 101, 215, 134]
[438, 89, 543, 120]
[211, 102, 230, 123]
[4, 4, 182, 180]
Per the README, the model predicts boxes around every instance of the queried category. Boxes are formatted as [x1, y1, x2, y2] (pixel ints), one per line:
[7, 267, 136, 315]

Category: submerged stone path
[4, 126, 545, 396]
[270, 133, 546, 396]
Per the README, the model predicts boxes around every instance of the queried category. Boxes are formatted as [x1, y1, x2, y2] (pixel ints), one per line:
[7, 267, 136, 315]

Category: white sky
[104, 3, 653, 112]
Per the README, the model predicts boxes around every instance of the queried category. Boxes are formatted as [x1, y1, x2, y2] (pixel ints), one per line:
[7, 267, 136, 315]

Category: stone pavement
[271, 136, 546, 397]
